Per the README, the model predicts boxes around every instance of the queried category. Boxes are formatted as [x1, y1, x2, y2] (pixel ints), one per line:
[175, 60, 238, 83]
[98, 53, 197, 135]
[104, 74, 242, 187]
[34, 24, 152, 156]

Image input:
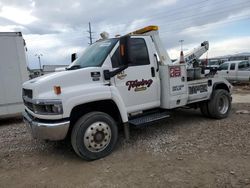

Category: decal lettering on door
[117, 71, 127, 80]
[126, 79, 153, 92]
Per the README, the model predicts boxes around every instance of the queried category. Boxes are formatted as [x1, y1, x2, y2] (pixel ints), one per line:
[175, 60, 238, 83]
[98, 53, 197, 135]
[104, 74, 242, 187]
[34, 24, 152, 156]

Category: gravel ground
[0, 89, 250, 187]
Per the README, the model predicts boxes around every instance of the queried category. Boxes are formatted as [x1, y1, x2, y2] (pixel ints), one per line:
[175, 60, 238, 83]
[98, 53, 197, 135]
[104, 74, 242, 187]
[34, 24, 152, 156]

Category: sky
[0, 0, 250, 69]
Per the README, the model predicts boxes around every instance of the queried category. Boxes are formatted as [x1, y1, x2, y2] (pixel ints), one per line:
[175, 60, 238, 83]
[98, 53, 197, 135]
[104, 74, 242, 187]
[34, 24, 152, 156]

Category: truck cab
[23, 26, 232, 160]
[217, 60, 250, 82]
[207, 59, 220, 70]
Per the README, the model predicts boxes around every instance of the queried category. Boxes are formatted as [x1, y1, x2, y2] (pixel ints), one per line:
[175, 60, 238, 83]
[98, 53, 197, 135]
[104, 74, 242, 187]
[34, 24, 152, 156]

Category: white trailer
[0, 32, 29, 118]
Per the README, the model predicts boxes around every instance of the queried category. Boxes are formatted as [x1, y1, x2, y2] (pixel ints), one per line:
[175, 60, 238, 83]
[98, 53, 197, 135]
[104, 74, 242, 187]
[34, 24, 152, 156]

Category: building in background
[200, 52, 250, 67]
[28, 64, 68, 79]
[227, 52, 250, 61]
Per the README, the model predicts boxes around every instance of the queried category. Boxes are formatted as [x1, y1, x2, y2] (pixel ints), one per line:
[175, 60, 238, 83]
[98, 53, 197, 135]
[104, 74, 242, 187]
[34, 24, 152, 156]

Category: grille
[23, 89, 33, 99]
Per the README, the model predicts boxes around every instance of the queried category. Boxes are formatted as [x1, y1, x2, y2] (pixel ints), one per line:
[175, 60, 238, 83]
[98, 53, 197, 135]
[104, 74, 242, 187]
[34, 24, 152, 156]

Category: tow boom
[173, 41, 209, 68]
[128, 25, 209, 67]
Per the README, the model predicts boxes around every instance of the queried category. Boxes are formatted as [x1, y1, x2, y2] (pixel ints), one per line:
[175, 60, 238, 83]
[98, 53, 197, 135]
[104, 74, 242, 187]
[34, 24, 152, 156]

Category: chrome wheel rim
[84, 121, 111, 152]
[218, 95, 229, 114]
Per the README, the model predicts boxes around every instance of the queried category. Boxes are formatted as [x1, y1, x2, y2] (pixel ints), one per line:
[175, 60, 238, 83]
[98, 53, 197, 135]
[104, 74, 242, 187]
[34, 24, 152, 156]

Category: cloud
[0, 0, 249, 69]
[208, 37, 250, 58]
[24, 32, 87, 69]
[0, 24, 26, 32]
[0, 5, 38, 25]
[168, 36, 250, 60]
[25, 34, 63, 49]
[156, 0, 177, 6]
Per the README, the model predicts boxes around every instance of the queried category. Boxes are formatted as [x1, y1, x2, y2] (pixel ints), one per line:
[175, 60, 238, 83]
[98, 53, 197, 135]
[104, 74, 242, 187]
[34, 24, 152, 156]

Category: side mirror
[103, 65, 128, 80]
[119, 36, 132, 65]
[71, 53, 77, 63]
[103, 70, 111, 80]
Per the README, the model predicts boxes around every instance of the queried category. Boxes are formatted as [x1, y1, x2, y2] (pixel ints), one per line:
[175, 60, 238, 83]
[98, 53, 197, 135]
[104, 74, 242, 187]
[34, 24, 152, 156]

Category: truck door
[218, 63, 229, 80]
[237, 61, 250, 81]
[227, 62, 237, 81]
[112, 37, 160, 113]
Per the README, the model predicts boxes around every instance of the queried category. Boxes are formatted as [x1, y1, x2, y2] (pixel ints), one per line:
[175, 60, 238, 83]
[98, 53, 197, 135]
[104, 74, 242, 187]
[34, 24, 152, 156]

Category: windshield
[209, 61, 219, 66]
[68, 38, 118, 70]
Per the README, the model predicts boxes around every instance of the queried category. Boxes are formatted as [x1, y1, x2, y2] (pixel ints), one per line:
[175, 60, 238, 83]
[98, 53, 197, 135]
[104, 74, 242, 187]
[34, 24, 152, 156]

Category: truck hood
[23, 67, 105, 99]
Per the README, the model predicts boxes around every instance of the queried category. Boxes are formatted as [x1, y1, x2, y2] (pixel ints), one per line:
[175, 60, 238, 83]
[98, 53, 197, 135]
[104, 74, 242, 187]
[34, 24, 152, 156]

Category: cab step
[129, 112, 170, 127]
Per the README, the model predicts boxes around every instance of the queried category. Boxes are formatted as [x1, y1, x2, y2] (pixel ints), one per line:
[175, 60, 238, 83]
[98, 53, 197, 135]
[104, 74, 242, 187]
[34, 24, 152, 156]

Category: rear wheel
[200, 102, 210, 117]
[207, 89, 231, 119]
[71, 112, 118, 160]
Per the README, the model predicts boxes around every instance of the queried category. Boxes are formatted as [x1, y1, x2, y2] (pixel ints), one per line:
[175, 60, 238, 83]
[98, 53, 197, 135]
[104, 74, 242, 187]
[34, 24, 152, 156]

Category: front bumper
[23, 111, 70, 141]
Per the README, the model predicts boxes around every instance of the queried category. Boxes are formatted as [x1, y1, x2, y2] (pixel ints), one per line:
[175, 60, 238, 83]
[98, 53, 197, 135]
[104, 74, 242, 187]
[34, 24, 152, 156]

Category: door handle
[154, 54, 159, 72]
[226, 71, 229, 74]
[151, 67, 155, 77]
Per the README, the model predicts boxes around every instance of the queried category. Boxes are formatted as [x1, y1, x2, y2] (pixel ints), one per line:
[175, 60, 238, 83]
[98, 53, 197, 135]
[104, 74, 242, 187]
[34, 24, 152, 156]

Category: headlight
[32, 100, 63, 115]
[51, 104, 62, 114]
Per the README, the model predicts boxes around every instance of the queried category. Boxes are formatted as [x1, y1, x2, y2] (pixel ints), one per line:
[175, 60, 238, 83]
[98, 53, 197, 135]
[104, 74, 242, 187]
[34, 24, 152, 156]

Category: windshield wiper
[66, 65, 81, 70]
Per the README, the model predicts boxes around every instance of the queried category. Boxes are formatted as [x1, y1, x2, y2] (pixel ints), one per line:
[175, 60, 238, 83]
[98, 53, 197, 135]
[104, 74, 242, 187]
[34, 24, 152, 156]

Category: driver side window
[111, 38, 150, 68]
[129, 38, 150, 66]
[111, 47, 121, 68]
[238, 61, 250, 70]
[219, 63, 229, 70]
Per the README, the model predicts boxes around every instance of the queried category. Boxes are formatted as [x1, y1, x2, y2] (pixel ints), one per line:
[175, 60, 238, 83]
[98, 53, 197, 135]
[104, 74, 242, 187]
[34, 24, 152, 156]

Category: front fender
[110, 86, 128, 122]
[63, 84, 111, 118]
[63, 84, 129, 123]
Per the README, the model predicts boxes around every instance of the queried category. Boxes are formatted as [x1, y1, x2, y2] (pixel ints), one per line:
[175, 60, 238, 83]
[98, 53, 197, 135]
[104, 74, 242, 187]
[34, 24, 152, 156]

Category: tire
[207, 89, 231, 119]
[71, 112, 118, 161]
[199, 102, 210, 117]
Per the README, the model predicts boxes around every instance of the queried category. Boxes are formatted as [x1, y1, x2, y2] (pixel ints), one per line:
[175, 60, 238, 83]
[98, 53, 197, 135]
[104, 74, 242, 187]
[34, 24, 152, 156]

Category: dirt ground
[0, 86, 250, 188]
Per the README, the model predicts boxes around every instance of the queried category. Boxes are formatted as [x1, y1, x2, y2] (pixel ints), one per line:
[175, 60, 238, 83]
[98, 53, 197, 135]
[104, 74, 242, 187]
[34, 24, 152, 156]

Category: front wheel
[71, 112, 118, 160]
[207, 89, 231, 119]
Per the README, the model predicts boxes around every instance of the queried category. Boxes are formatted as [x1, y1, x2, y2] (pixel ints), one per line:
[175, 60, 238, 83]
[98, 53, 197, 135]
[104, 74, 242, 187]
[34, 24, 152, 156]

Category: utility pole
[87, 22, 94, 45]
[35, 54, 43, 70]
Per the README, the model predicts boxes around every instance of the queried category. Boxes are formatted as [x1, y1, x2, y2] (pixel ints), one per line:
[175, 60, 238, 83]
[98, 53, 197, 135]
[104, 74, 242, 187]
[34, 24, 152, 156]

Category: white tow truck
[23, 26, 232, 160]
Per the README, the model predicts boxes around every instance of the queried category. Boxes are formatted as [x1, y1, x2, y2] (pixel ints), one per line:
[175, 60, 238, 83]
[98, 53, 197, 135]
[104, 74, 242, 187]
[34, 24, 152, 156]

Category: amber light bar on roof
[128, 25, 159, 35]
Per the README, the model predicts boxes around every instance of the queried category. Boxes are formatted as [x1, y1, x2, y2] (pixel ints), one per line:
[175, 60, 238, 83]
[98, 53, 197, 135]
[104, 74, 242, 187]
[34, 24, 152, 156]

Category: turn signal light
[54, 86, 61, 95]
